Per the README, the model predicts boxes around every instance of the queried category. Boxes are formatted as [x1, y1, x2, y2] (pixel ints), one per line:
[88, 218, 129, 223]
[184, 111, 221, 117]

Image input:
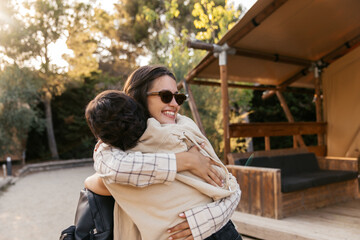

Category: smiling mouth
[163, 111, 176, 117]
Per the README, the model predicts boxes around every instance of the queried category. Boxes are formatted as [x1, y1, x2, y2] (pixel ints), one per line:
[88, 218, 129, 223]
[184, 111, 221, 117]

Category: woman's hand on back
[167, 213, 193, 240]
[175, 145, 223, 187]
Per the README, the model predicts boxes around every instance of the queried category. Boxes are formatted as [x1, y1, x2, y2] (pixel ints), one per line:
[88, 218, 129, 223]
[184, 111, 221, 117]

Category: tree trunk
[44, 94, 59, 160]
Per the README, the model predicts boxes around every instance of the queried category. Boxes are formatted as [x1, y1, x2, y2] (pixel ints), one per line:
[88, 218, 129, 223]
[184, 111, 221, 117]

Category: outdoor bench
[227, 148, 359, 219]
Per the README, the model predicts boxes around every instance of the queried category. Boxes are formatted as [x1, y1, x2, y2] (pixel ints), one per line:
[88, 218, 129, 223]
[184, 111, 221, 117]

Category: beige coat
[97, 114, 237, 240]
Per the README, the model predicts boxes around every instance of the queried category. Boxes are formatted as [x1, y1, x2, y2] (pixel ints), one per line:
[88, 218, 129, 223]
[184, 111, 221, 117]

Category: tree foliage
[63, 2, 98, 78]
[26, 72, 122, 161]
[192, 0, 240, 42]
[0, 0, 72, 159]
[250, 90, 316, 150]
[1, 0, 291, 161]
[0, 66, 44, 157]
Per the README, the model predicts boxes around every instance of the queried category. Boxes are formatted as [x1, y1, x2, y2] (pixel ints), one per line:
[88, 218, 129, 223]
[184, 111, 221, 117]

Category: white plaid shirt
[94, 144, 241, 240]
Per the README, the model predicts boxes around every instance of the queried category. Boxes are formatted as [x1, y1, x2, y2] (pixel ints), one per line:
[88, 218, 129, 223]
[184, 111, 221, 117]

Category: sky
[5, 0, 258, 70]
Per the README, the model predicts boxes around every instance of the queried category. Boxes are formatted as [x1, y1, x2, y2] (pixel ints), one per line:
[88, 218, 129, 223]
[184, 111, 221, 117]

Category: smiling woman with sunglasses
[86, 65, 242, 240]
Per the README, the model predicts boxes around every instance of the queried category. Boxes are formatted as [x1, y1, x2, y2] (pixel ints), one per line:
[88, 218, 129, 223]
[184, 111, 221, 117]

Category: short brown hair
[85, 90, 146, 150]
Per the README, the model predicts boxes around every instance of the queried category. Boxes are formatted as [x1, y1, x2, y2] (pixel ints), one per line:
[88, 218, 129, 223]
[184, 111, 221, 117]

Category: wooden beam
[233, 47, 312, 66]
[276, 91, 306, 147]
[262, 90, 276, 100]
[278, 67, 311, 89]
[322, 33, 360, 64]
[277, 34, 360, 89]
[189, 79, 314, 94]
[189, 80, 276, 90]
[220, 65, 230, 164]
[182, 55, 217, 87]
[182, 81, 206, 136]
[190, 80, 275, 90]
[229, 122, 327, 138]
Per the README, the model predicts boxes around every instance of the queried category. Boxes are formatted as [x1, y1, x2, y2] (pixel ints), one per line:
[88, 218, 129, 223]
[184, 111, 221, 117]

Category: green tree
[0, 66, 44, 162]
[26, 72, 122, 161]
[63, 2, 99, 79]
[63, 2, 141, 78]
[0, 0, 70, 159]
[91, 6, 138, 77]
[250, 90, 316, 150]
[192, 0, 240, 42]
[0, 0, 34, 65]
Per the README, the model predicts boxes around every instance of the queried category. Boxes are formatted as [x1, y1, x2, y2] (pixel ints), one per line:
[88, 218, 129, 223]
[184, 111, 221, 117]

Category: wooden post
[182, 81, 206, 135]
[275, 91, 306, 147]
[220, 65, 230, 164]
[265, 136, 271, 150]
[220, 64, 230, 164]
[185, 40, 232, 163]
[314, 67, 324, 146]
[293, 136, 298, 148]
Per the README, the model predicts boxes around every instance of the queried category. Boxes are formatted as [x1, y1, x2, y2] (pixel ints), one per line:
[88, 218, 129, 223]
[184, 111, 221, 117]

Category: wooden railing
[229, 122, 327, 156]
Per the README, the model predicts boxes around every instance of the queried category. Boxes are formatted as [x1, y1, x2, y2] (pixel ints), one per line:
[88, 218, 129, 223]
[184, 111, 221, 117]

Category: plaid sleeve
[94, 144, 177, 187]
[184, 174, 241, 240]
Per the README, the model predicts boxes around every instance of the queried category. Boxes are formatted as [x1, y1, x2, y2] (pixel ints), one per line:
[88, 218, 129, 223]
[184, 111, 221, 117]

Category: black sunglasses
[147, 90, 188, 105]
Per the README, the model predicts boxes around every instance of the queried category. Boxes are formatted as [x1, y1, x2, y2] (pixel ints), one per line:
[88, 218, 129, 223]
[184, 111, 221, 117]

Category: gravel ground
[0, 166, 95, 240]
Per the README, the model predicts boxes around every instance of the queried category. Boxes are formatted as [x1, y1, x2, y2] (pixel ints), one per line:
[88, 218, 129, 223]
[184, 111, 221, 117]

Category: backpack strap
[59, 225, 76, 240]
[87, 189, 115, 234]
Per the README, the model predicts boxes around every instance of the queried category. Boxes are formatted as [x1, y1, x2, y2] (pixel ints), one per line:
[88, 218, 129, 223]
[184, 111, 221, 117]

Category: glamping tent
[183, 0, 360, 161]
[182, 0, 360, 219]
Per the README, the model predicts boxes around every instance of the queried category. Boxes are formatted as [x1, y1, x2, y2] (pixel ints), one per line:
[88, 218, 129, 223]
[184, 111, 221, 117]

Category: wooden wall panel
[227, 161, 358, 219]
[239, 170, 250, 212]
[318, 156, 358, 171]
[250, 171, 262, 215]
[262, 171, 275, 217]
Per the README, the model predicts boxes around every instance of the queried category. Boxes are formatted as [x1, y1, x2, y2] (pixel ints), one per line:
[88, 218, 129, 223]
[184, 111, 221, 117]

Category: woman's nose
[168, 96, 179, 106]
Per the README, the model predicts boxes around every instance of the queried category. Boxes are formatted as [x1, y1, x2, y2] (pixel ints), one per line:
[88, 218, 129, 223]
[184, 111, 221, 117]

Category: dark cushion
[309, 170, 358, 186]
[236, 153, 320, 176]
[235, 152, 358, 193]
[234, 158, 247, 166]
[281, 175, 314, 193]
[234, 156, 270, 166]
[269, 153, 319, 176]
[281, 170, 358, 193]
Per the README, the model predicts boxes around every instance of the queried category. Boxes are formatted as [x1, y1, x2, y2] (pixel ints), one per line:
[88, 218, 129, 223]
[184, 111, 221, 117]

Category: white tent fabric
[323, 46, 360, 157]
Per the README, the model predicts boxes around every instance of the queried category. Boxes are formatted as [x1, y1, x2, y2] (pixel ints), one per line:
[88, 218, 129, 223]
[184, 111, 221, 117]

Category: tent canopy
[186, 0, 360, 89]
[185, 0, 360, 159]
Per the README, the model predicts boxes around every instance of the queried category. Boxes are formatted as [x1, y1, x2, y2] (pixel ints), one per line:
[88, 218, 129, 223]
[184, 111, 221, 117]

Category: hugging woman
[85, 65, 242, 240]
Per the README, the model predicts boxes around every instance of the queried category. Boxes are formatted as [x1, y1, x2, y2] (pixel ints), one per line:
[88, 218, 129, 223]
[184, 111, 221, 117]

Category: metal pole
[314, 66, 324, 146]
[6, 156, 12, 176]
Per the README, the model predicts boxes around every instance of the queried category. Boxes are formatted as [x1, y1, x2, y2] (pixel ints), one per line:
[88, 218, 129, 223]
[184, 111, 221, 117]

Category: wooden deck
[232, 199, 360, 240]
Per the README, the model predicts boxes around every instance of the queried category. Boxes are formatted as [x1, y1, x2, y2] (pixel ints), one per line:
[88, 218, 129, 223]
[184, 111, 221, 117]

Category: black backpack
[60, 189, 115, 240]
